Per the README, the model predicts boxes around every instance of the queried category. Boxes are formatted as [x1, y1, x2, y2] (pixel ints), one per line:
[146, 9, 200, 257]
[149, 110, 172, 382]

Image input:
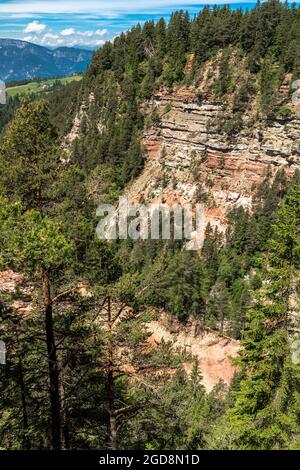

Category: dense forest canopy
[1, 0, 300, 451]
[45, 0, 300, 186]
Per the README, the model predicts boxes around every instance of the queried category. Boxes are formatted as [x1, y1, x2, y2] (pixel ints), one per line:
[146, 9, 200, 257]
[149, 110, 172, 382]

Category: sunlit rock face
[0, 270, 33, 318]
[125, 81, 300, 246]
[147, 313, 240, 392]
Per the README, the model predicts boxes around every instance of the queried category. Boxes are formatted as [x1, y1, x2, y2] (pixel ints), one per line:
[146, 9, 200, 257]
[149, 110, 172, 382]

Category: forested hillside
[1, 0, 300, 451]
[0, 39, 92, 82]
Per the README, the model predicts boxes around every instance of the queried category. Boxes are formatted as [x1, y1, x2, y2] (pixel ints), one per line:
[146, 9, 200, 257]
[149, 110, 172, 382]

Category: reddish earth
[147, 314, 240, 392]
[1, 271, 241, 392]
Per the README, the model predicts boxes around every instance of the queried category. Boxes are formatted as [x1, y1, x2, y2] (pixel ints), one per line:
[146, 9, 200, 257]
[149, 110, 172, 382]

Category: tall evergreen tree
[213, 186, 300, 449]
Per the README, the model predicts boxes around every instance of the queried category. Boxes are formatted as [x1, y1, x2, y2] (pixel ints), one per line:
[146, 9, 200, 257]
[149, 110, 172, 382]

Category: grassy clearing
[7, 75, 82, 97]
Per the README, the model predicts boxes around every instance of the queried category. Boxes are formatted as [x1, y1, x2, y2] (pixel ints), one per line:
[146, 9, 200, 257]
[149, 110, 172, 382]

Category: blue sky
[0, 1, 257, 49]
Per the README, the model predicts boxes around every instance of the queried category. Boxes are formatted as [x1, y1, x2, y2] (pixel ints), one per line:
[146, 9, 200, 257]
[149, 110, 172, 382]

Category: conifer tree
[213, 186, 300, 449]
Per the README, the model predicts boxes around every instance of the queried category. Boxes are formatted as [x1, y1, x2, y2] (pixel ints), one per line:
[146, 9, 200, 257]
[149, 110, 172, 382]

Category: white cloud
[24, 20, 46, 33]
[61, 28, 76, 36]
[60, 29, 107, 38]
[39, 34, 65, 46]
[43, 33, 59, 39]
[59, 28, 109, 40]
[21, 25, 108, 48]
[79, 31, 94, 37]
[48, 38, 64, 46]
[95, 29, 108, 36]
[22, 32, 106, 48]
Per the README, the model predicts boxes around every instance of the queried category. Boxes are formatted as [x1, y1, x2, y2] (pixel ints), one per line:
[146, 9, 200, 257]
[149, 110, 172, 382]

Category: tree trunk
[41, 269, 62, 450]
[109, 412, 117, 451]
[220, 311, 224, 334]
[18, 353, 30, 450]
[59, 368, 70, 450]
[107, 296, 117, 450]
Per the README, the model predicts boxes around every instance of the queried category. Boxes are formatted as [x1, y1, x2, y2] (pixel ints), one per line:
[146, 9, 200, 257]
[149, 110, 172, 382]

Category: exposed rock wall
[126, 85, 300, 245]
[0, 274, 240, 392]
[147, 313, 240, 392]
[0, 270, 32, 318]
[61, 92, 95, 157]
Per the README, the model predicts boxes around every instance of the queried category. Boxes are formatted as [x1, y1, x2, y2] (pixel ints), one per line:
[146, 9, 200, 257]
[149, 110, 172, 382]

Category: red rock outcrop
[147, 313, 240, 392]
[125, 83, 300, 246]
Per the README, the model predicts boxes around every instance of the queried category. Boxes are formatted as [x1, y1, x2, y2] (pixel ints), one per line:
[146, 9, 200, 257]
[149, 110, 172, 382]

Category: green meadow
[6, 75, 82, 97]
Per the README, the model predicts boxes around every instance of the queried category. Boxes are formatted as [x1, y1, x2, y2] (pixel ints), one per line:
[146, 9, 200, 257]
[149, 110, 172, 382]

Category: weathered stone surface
[147, 313, 240, 392]
[0, 270, 33, 318]
[125, 85, 300, 244]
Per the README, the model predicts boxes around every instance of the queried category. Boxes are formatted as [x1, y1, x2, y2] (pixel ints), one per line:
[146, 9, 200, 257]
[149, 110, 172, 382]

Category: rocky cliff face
[66, 52, 300, 246]
[0, 270, 33, 318]
[48, 56, 300, 391]
[147, 313, 240, 392]
[125, 78, 300, 246]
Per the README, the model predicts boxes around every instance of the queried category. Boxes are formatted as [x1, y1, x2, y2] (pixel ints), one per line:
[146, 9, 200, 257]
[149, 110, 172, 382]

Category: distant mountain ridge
[0, 38, 93, 82]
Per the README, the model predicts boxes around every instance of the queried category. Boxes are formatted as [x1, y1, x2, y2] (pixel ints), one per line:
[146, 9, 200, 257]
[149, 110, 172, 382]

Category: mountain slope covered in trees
[0, 39, 92, 82]
[1, 0, 300, 451]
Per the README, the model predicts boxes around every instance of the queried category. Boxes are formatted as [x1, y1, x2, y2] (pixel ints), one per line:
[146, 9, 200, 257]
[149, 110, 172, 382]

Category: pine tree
[215, 186, 300, 449]
[0, 98, 58, 208]
[0, 198, 74, 449]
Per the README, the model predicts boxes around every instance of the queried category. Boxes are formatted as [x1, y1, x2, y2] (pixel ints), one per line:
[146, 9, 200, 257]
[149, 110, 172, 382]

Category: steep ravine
[0, 270, 240, 391]
[53, 73, 300, 391]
